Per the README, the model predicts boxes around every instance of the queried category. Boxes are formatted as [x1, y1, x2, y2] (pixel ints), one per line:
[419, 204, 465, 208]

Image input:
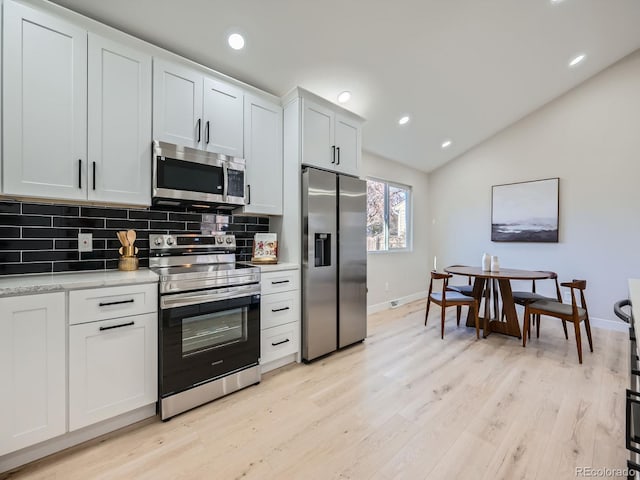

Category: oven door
[160, 288, 260, 397]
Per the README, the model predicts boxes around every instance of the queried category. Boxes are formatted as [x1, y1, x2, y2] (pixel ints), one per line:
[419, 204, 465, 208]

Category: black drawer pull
[98, 299, 135, 307]
[272, 306, 290, 313]
[99, 321, 134, 331]
[271, 280, 290, 285]
[271, 338, 290, 347]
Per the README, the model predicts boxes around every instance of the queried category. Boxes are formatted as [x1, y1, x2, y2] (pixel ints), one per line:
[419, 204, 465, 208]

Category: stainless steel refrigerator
[302, 167, 367, 362]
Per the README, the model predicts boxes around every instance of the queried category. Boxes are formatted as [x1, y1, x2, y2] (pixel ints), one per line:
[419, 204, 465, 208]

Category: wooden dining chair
[522, 279, 593, 364]
[425, 271, 480, 340]
[448, 265, 497, 319]
[506, 271, 568, 340]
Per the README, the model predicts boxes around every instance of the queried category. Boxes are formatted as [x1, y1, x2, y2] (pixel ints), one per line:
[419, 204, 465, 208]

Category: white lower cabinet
[260, 268, 300, 373]
[69, 312, 157, 431]
[0, 293, 66, 456]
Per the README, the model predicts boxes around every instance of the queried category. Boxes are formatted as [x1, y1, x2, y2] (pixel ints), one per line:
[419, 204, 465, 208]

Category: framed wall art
[491, 178, 559, 242]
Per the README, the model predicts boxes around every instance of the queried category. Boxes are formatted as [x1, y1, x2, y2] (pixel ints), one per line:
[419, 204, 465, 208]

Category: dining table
[444, 265, 556, 338]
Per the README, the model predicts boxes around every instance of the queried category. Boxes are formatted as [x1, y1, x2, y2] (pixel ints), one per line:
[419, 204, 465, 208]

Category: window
[366, 178, 411, 252]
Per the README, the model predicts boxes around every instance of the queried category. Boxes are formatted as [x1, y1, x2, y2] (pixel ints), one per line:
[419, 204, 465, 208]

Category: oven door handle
[161, 284, 259, 309]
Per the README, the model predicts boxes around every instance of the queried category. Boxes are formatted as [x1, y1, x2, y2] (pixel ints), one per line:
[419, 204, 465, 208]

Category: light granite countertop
[0, 269, 159, 298]
[252, 262, 299, 273]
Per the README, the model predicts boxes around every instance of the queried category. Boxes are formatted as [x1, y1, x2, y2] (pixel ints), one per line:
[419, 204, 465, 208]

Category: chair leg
[456, 306, 461, 326]
[573, 321, 583, 364]
[561, 320, 568, 339]
[425, 298, 431, 326]
[441, 305, 446, 340]
[474, 302, 480, 339]
[523, 306, 530, 348]
[584, 318, 594, 353]
[536, 314, 541, 339]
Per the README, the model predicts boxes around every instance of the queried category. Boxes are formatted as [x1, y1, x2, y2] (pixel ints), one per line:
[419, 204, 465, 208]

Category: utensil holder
[118, 246, 139, 271]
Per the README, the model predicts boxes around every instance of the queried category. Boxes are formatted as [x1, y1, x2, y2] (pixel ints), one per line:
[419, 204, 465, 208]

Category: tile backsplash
[0, 200, 269, 275]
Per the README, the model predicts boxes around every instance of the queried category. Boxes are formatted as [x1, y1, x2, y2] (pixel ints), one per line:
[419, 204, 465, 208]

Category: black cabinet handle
[92, 162, 96, 190]
[98, 299, 134, 307]
[331, 145, 336, 164]
[99, 321, 134, 331]
[205, 121, 210, 144]
[78, 159, 82, 189]
[271, 338, 290, 346]
[271, 280, 290, 285]
[271, 306, 290, 313]
[336, 147, 340, 165]
[247, 184, 251, 205]
[196, 118, 201, 143]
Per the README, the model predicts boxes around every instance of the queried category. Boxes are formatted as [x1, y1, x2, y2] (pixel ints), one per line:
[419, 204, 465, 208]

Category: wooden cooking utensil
[127, 230, 136, 246]
[117, 231, 127, 246]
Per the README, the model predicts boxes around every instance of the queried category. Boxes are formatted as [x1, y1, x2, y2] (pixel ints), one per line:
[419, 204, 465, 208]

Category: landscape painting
[491, 178, 559, 242]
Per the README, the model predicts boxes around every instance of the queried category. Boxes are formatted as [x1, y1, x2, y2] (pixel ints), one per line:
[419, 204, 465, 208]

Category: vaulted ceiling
[51, 0, 640, 172]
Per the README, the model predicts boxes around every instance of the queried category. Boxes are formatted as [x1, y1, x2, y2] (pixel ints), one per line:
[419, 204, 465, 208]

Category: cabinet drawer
[69, 283, 157, 325]
[261, 270, 299, 295]
[69, 312, 157, 431]
[261, 322, 299, 365]
[261, 291, 300, 330]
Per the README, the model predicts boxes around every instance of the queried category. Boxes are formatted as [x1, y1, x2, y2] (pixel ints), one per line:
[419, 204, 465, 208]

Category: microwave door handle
[222, 162, 228, 201]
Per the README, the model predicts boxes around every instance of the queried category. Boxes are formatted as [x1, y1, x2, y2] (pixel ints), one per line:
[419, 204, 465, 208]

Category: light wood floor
[3, 301, 629, 480]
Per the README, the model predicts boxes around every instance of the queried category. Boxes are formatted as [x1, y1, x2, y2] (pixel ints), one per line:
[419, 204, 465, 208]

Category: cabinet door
[202, 77, 243, 157]
[153, 58, 203, 148]
[3, 0, 87, 200]
[243, 95, 282, 215]
[0, 293, 66, 456]
[334, 113, 361, 177]
[88, 33, 152, 205]
[69, 312, 157, 431]
[301, 98, 335, 169]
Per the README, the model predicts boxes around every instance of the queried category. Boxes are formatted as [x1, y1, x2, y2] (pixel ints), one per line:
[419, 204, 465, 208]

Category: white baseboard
[368, 291, 426, 315]
[589, 316, 629, 332]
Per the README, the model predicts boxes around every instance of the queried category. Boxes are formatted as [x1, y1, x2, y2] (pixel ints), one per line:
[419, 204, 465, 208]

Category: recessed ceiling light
[228, 33, 245, 50]
[337, 91, 351, 104]
[568, 53, 586, 67]
[550, 0, 564, 4]
[398, 116, 410, 125]
[441, 139, 452, 149]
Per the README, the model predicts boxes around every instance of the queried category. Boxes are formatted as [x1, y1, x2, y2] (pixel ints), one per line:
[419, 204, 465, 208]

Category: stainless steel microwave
[152, 140, 245, 210]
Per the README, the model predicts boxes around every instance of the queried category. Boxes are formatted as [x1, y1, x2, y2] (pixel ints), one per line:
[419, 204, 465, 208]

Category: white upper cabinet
[2, 1, 152, 206]
[3, 0, 87, 200]
[295, 89, 364, 177]
[153, 58, 244, 157]
[333, 113, 361, 177]
[203, 77, 244, 157]
[152, 59, 203, 149]
[0, 292, 66, 456]
[242, 94, 283, 215]
[88, 33, 152, 205]
[302, 99, 335, 170]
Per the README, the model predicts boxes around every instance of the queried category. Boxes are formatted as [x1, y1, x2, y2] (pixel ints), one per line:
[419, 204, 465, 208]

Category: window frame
[366, 176, 413, 254]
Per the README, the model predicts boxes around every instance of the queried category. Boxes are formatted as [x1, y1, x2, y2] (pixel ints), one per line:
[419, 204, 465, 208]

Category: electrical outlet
[385, 282, 389, 292]
[78, 233, 92, 252]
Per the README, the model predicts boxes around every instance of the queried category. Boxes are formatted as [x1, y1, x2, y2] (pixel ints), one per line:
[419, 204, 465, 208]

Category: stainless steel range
[149, 233, 261, 420]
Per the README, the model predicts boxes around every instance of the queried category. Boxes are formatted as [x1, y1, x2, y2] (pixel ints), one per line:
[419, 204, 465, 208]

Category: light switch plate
[78, 233, 92, 252]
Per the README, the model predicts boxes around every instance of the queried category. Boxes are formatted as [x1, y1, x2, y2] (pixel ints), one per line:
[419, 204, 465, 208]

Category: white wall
[428, 50, 640, 321]
[363, 151, 430, 312]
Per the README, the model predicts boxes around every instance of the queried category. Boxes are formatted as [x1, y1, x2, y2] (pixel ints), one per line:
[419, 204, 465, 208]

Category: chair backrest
[428, 271, 452, 299]
[531, 271, 561, 301]
[560, 279, 588, 317]
[448, 264, 472, 285]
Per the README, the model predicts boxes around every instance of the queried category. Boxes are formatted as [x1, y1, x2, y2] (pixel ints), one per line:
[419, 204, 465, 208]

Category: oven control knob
[216, 236, 224, 244]
[154, 237, 163, 246]
[166, 237, 174, 246]
[225, 237, 233, 244]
